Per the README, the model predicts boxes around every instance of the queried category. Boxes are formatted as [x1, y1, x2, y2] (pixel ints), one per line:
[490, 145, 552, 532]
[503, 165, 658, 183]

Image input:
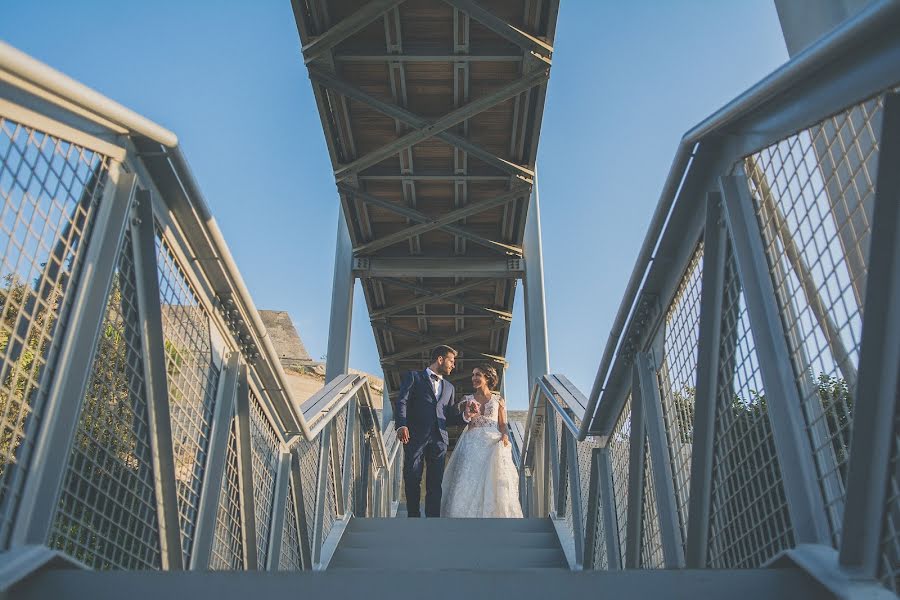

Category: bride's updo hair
[475, 363, 499, 390]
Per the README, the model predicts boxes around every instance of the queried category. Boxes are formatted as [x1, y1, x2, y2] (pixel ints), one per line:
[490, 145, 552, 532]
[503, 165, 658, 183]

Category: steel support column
[598, 447, 622, 570]
[720, 174, 831, 545]
[266, 451, 292, 570]
[685, 192, 727, 568]
[839, 92, 900, 577]
[625, 363, 647, 569]
[523, 176, 549, 389]
[234, 365, 259, 570]
[325, 216, 354, 383]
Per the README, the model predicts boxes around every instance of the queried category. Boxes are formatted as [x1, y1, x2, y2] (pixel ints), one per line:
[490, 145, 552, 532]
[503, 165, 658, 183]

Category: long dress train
[440, 394, 523, 518]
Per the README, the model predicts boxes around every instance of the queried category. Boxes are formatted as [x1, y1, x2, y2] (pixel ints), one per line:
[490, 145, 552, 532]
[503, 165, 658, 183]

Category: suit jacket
[395, 369, 464, 445]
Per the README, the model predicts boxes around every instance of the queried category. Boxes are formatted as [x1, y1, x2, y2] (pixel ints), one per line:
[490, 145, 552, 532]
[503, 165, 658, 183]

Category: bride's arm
[498, 397, 509, 446]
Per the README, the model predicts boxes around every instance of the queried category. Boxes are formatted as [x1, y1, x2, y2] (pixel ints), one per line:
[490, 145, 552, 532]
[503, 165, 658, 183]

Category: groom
[395, 345, 473, 517]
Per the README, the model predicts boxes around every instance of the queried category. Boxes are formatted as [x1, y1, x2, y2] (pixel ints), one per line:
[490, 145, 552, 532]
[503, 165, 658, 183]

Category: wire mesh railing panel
[0, 118, 111, 540]
[293, 436, 319, 537]
[879, 407, 900, 593]
[154, 231, 220, 563]
[658, 242, 704, 548]
[609, 395, 632, 566]
[51, 227, 161, 569]
[744, 96, 883, 546]
[639, 437, 664, 568]
[332, 405, 348, 487]
[576, 437, 600, 534]
[209, 421, 243, 570]
[279, 477, 303, 571]
[248, 391, 280, 568]
[707, 246, 794, 568]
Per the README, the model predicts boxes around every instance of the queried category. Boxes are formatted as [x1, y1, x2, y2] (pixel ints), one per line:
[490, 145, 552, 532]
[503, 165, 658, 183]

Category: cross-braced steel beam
[369, 277, 512, 320]
[302, 0, 409, 64]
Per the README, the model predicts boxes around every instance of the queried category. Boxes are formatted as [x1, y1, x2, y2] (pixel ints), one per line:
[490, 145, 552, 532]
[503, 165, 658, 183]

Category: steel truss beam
[329, 68, 549, 181]
[379, 322, 509, 364]
[440, 0, 554, 60]
[369, 277, 512, 320]
[354, 257, 523, 279]
[341, 183, 527, 255]
[311, 68, 535, 181]
[333, 49, 524, 62]
[301, 0, 409, 64]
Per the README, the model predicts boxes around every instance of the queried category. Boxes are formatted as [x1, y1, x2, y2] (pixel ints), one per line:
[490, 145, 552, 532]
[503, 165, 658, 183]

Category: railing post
[289, 450, 312, 570]
[839, 92, 900, 577]
[311, 425, 332, 568]
[130, 189, 184, 570]
[598, 447, 622, 570]
[625, 363, 647, 568]
[233, 364, 259, 570]
[8, 167, 136, 547]
[190, 352, 240, 569]
[720, 174, 831, 545]
[637, 351, 686, 567]
[566, 430, 585, 568]
[546, 402, 561, 518]
[685, 192, 727, 568]
[266, 451, 292, 570]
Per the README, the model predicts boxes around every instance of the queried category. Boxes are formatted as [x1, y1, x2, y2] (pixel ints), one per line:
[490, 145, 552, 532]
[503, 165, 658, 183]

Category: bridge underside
[292, 0, 558, 396]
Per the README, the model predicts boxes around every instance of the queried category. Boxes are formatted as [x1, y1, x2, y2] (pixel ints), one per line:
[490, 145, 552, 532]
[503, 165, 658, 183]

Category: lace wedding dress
[441, 394, 523, 518]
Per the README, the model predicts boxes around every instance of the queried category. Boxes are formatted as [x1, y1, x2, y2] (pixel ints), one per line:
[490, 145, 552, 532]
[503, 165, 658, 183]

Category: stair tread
[328, 547, 569, 569]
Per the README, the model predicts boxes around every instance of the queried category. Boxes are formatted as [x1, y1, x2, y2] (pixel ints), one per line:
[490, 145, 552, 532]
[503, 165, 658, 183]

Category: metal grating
[51, 228, 161, 569]
[879, 404, 900, 593]
[658, 242, 704, 548]
[0, 118, 110, 541]
[248, 391, 280, 567]
[707, 246, 794, 568]
[609, 395, 632, 565]
[210, 421, 243, 570]
[744, 97, 882, 545]
[639, 437, 664, 568]
[293, 436, 320, 537]
[155, 231, 219, 563]
[279, 477, 303, 571]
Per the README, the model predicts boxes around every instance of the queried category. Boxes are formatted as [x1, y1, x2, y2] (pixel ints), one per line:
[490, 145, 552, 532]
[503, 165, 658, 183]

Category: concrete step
[328, 517, 567, 570]
[328, 546, 569, 569]
[15, 568, 833, 600]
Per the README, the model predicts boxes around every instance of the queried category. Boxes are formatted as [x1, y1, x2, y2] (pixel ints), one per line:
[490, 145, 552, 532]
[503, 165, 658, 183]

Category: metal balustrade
[517, 3, 900, 597]
[0, 40, 403, 584]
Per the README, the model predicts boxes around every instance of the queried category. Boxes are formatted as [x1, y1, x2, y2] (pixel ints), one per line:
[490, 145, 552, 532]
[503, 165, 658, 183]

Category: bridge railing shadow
[518, 2, 900, 594]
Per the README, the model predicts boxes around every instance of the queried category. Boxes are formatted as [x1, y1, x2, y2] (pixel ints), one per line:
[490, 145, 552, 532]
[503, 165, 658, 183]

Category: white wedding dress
[441, 394, 523, 518]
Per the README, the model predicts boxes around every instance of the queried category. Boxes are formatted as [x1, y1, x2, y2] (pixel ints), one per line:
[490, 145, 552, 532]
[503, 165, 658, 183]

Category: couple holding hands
[394, 345, 522, 519]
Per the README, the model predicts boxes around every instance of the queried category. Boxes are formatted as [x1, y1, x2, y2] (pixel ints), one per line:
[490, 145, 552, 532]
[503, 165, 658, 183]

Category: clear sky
[2, 1, 789, 410]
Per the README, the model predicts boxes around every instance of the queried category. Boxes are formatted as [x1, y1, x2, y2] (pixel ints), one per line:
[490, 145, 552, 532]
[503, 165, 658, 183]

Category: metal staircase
[0, 1, 899, 599]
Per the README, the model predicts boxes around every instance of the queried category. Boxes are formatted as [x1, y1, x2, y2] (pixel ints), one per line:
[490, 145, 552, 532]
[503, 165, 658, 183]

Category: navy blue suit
[395, 369, 465, 517]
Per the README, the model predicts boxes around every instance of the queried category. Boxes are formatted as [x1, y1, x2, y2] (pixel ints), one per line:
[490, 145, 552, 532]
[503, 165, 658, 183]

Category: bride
[441, 363, 523, 518]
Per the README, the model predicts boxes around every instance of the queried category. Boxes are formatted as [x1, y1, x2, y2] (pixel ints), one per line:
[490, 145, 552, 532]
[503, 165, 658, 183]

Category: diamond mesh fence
[293, 435, 320, 539]
[743, 96, 883, 546]
[0, 118, 111, 542]
[609, 395, 632, 565]
[707, 244, 794, 568]
[209, 421, 243, 570]
[279, 476, 303, 571]
[154, 231, 220, 564]
[248, 391, 280, 567]
[51, 227, 161, 569]
[658, 242, 704, 549]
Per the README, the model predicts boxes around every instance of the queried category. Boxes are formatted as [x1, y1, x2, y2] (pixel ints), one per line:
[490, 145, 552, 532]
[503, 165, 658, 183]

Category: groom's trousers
[403, 433, 447, 517]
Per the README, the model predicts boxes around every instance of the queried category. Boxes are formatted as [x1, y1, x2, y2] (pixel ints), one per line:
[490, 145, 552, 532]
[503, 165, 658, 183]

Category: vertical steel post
[233, 364, 259, 570]
[839, 92, 900, 576]
[637, 352, 685, 567]
[289, 450, 312, 570]
[523, 175, 550, 391]
[685, 192, 727, 568]
[131, 189, 184, 570]
[582, 448, 601, 569]
[625, 363, 647, 569]
[311, 424, 332, 568]
[190, 352, 240, 569]
[325, 215, 354, 383]
[598, 447, 622, 570]
[720, 174, 831, 545]
[566, 430, 585, 567]
[266, 451, 292, 570]
[9, 168, 136, 547]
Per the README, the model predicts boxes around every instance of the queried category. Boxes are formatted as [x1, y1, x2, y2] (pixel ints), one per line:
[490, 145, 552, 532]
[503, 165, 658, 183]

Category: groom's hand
[398, 426, 409, 444]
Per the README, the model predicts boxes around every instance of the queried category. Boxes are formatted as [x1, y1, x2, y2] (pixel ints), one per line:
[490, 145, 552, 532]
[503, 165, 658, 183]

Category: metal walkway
[0, 1, 899, 599]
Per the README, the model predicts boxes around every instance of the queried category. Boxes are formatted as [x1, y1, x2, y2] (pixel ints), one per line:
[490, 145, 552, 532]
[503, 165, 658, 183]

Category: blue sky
[2, 1, 789, 409]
